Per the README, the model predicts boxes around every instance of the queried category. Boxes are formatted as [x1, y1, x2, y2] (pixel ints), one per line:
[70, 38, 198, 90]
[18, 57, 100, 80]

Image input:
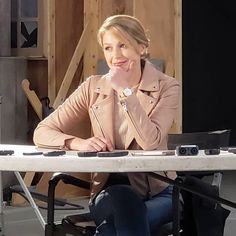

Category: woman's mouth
[113, 60, 128, 67]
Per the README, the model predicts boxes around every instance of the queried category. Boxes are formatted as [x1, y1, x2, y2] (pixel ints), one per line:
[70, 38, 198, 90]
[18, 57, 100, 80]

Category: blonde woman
[34, 15, 180, 235]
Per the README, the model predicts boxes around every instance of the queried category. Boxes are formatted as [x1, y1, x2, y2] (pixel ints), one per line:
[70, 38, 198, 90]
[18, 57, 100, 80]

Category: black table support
[149, 172, 236, 236]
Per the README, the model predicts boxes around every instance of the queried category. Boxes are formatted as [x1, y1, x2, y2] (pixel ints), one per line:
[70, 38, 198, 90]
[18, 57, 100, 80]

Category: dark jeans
[89, 185, 173, 236]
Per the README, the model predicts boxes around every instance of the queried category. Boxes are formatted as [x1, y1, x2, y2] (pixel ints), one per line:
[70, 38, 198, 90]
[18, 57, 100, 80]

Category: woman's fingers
[104, 138, 114, 151]
[91, 137, 107, 151]
[94, 136, 114, 151]
[69, 136, 114, 151]
[86, 136, 113, 151]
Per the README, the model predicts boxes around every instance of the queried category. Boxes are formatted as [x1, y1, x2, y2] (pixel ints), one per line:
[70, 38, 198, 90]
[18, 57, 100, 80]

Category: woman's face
[102, 29, 144, 71]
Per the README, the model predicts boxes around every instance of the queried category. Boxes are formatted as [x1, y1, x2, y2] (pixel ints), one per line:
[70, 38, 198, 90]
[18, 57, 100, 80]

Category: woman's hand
[65, 136, 114, 151]
[103, 61, 135, 93]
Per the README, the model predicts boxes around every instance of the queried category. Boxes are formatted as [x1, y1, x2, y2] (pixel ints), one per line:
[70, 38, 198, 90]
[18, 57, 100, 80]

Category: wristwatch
[122, 88, 133, 97]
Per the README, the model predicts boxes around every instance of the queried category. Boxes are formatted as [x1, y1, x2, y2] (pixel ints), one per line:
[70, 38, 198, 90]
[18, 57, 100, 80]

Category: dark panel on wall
[182, 0, 236, 145]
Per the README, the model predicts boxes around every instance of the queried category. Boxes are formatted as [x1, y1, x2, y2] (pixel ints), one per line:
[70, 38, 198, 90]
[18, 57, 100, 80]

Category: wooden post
[174, 0, 182, 133]
[0, 96, 2, 142]
[0, 57, 27, 143]
[83, 0, 100, 79]
[48, 0, 56, 103]
[0, 0, 11, 56]
[0, 57, 28, 205]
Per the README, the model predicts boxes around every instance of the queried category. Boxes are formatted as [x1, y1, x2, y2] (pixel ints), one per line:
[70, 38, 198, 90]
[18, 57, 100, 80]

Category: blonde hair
[97, 15, 150, 58]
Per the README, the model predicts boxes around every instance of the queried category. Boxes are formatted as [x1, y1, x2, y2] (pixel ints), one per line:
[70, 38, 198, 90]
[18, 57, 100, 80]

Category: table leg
[0, 171, 5, 236]
[14, 171, 46, 229]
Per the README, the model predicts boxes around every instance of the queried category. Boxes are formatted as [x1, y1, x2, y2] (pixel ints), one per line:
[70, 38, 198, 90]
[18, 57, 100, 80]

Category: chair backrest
[167, 129, 231, 150]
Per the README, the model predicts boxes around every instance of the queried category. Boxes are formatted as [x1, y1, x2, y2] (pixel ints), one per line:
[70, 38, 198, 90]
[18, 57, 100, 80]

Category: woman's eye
[104, 46, 111, 51]
[120, 44, 127, 48]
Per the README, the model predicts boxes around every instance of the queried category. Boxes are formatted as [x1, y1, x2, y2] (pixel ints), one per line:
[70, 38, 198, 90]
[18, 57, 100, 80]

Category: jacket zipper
[91, 106, 106, 138]
[120, 101, 145, 141]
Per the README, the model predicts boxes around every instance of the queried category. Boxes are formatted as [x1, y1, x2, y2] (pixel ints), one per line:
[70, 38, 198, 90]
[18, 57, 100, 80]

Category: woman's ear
[139, 45, 148, 59]
[139, 44, 147, 56]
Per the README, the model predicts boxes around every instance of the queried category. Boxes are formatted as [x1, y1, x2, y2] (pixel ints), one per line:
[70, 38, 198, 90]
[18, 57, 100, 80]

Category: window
[11, 0, 45, 57]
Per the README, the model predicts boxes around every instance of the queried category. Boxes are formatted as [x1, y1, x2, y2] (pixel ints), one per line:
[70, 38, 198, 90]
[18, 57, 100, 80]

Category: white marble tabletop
[1, 144, 236, 173]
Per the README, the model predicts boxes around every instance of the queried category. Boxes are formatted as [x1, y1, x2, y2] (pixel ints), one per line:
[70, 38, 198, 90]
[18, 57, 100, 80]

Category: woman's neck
[128, 60, 145, 87]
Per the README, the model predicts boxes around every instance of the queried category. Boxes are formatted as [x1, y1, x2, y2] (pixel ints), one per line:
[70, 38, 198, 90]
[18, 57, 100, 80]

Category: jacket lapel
[124, 91, 159, 149]
[90, 79, 115, 147]
[125, 61, 161, 149]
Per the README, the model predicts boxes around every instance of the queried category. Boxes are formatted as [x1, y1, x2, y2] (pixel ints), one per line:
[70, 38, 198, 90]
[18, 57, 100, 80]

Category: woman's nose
[113, 47, 122, 57]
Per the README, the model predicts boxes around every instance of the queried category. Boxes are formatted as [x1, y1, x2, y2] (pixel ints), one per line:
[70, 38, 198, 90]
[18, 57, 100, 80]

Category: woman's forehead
[103, 28, 126, 40]
[102, 28, 136, 46]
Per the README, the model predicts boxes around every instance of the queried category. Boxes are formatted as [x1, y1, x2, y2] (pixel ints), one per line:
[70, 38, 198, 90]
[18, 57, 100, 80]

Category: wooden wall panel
[134, 0, 175, 67]
[100, 0, 133, 21]
[55, 0, 84, 94]
[48, 0, 84, 103]
[0, 57, 27, 144]
[0, 0, 11, 56]
[27, 60, 48, 99]
[97, 0, 133, 58]
[97, 0, 175, 73]
[83, 0, 100, 79]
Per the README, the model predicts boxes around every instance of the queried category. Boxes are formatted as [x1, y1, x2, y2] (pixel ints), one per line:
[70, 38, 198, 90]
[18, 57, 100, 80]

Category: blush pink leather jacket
[34, 60, 180, 199]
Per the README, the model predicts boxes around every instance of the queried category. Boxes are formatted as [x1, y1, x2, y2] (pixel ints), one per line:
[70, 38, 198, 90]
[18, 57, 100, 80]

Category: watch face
[123, 88, 132, 97]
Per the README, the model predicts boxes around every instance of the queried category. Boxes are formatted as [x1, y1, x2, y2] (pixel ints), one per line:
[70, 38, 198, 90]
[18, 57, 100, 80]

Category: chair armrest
[47, 172, 91, 225]
[51, 173, 91, 190]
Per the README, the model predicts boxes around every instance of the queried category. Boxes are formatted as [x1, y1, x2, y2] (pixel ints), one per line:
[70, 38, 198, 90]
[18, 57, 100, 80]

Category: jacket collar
[138, 60, 161, 92]
[93, 76, 113, 96]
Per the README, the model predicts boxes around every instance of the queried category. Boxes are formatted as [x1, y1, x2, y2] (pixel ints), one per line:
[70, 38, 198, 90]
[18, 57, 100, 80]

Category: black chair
[45, 173, 173, 236]
[164, 129, 231, 236]
[45, 129, 231, 236]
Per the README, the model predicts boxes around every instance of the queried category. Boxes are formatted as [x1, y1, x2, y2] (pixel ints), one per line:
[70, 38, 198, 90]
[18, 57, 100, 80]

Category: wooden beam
[53, 21, 91, 109]
[165, 60, 174, 77]
[48, 0, 56, 103]
[21, 79, 43, 120]
[174, 0, 182, 133]
[83, 0, 100, 79]
[0, 0, 11, 56]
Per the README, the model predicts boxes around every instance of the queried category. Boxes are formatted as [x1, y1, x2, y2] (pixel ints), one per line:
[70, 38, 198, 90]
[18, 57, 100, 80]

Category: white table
[1, 144, 236, 173]
[1, 144, 236, 235]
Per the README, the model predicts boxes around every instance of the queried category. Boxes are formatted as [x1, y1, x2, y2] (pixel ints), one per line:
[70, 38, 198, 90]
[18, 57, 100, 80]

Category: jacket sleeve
[121, 77, 180, 150]
[33, 78, 92, 149]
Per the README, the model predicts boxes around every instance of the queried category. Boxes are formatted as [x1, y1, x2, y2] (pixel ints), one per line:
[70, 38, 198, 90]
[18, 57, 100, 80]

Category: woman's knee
[90, 185, 150, 236]
[90, 185, 147, 218]
[107, 185, 143, 204]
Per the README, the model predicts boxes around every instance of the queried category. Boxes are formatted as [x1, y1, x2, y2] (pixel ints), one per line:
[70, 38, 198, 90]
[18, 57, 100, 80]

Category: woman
[34, 14, 180, 235]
